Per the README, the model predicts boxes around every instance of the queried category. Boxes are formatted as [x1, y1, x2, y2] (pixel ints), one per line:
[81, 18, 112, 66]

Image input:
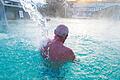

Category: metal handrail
[0, 0, 4, 5]
[95, 5, 120, 12]
[4, 3, 22, 8]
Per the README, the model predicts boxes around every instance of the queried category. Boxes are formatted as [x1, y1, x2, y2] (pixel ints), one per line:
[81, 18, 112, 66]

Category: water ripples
[0, 31, 120, 80]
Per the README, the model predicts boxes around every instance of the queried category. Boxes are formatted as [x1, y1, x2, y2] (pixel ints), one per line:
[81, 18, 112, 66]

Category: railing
[95, 5, 120, 12]
[4, 3, 22, 8]
[0, 0, 8, 32]
[3, 0, 22, 8]
[0, 0, 4, 5]
[9, 0, 20, 3]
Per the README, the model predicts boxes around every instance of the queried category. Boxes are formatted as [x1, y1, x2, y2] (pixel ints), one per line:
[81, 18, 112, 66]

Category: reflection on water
[0, 19, 120, 80]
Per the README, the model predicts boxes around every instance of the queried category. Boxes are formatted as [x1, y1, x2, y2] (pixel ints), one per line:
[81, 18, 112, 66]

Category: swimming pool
[0, 19, 120, 80]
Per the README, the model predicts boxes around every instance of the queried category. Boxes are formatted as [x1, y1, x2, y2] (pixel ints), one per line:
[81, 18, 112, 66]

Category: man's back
[40, 24, 75, 67]
[45, 40, 75, 63]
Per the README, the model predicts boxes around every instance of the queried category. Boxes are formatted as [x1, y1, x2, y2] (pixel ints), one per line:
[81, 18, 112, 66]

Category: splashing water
[19, 0, 48, 49]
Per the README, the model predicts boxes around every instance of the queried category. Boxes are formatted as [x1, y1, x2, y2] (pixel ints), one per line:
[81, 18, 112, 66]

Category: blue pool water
[0, 19, 120, 80]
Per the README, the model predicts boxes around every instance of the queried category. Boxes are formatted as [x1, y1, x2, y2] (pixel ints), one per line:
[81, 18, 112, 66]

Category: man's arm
[40, 39, 51, 59]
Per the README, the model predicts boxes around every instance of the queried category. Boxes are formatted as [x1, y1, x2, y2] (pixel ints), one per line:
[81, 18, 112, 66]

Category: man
[41, 24, 75, 64]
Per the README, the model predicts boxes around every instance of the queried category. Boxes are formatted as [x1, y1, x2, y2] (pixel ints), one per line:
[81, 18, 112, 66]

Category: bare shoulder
[66, 48, 73, 53]
[65, 47, 75, 61]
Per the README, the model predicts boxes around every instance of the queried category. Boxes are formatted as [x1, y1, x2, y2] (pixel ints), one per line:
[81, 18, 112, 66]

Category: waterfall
[19, 0, 48, 49]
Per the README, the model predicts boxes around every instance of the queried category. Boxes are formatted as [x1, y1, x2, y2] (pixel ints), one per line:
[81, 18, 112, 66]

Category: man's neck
[54, 36, 65, 44]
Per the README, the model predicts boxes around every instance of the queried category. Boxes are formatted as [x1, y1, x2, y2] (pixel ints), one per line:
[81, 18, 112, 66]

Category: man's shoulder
[66, 48, 74, 56]
[64, 46, 73, 53]
[63, 46, 75, 60]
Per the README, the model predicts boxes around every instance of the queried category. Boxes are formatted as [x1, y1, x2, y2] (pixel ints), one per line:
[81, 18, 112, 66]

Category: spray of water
[19, 0, 48, 49]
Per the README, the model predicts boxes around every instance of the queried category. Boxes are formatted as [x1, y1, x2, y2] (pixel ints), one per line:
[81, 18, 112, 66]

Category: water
[19, 0, 48, 49]
[0, 19, 120, 80]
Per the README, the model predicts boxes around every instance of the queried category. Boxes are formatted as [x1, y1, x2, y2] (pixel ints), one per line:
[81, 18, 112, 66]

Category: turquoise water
[0, 19, 120, 80]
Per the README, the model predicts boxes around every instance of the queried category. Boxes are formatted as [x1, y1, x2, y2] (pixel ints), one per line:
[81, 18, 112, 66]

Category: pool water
[0, 19, 120, 80]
